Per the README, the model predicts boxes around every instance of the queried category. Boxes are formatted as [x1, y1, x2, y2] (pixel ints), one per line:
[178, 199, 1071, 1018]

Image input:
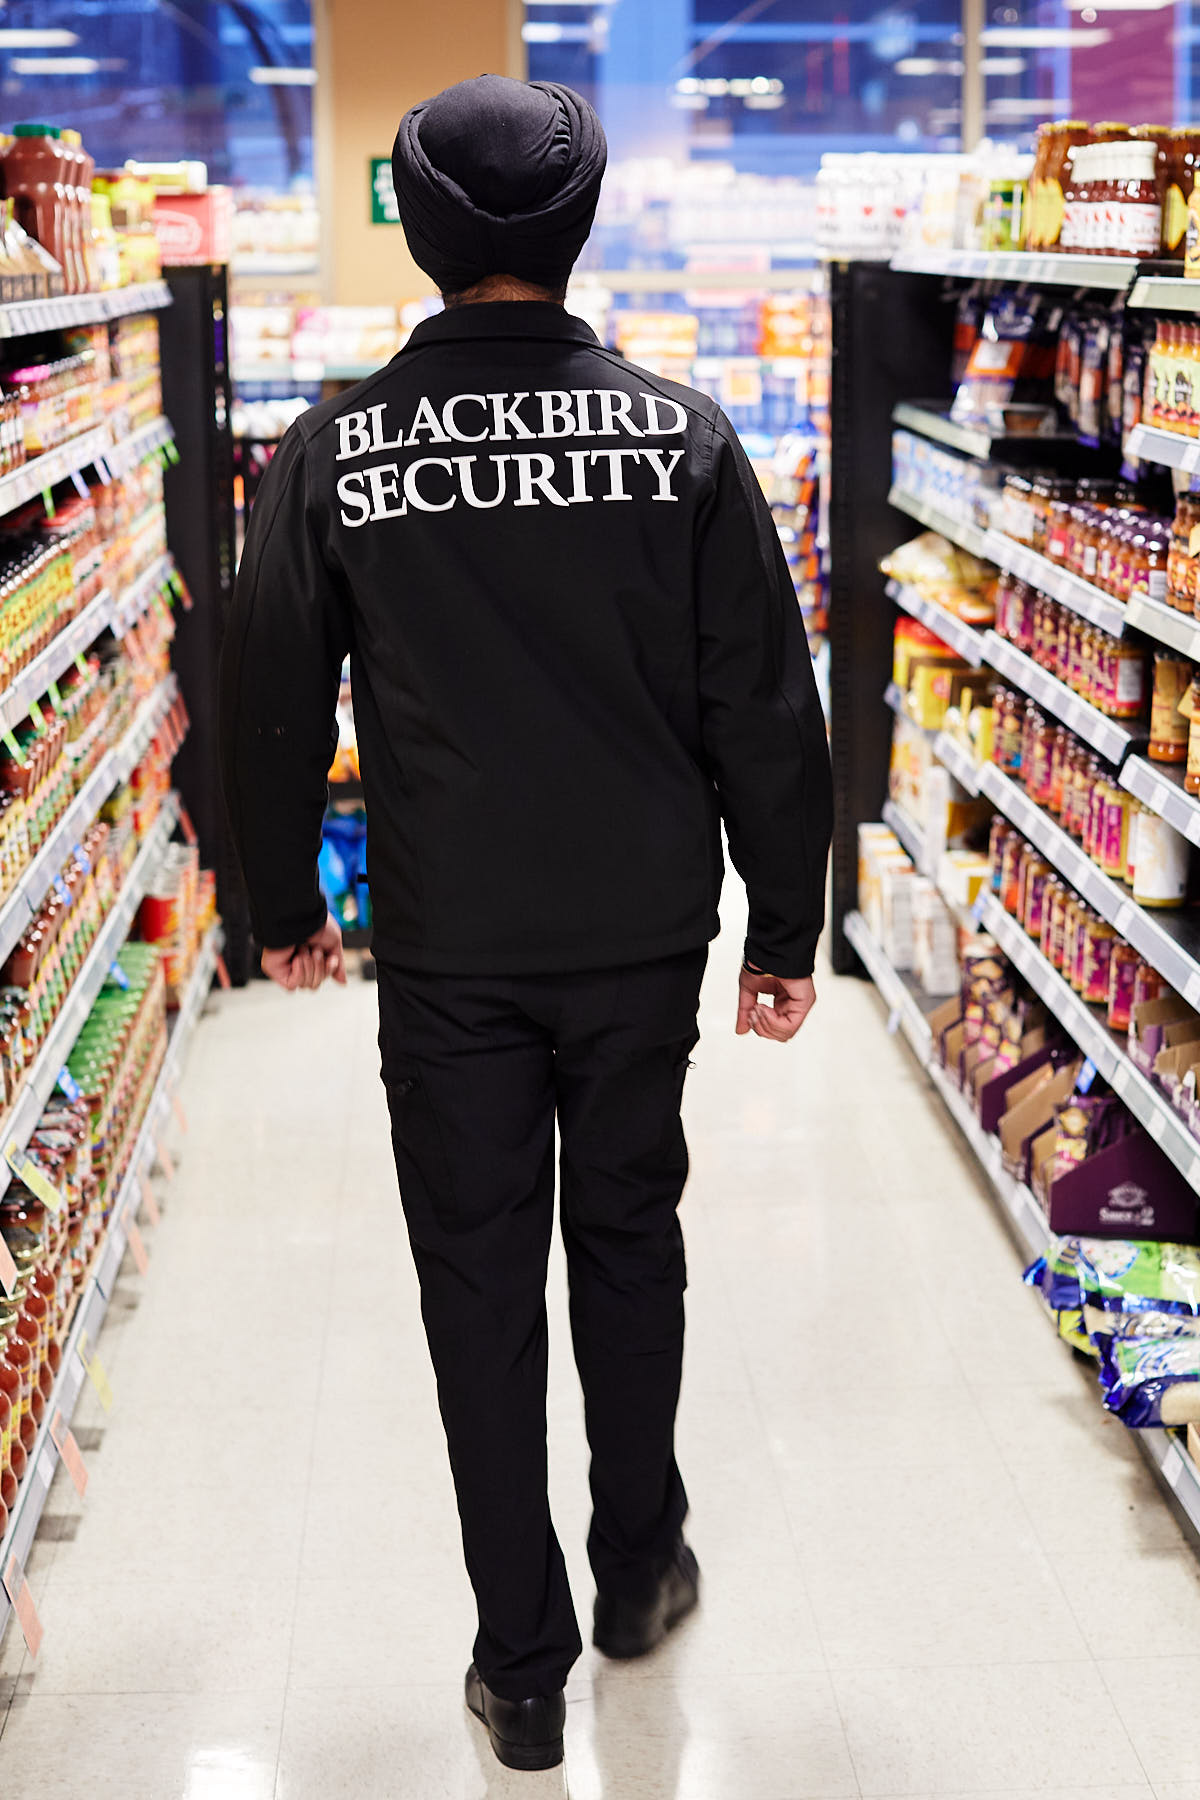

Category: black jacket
[220, 302, 832, 978]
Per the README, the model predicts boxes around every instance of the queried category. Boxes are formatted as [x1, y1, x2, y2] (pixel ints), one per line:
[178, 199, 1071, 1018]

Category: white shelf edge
[0, 281, 172, 343]
[844, 907, 934, 1064]
[881, 798, 927, 871]
[1124, 592, 1200, 662]
[1121, 755, 1200, 851]
[1126, 423, 1200, 475]
[932, 730, 983, 798]
[0, 416, 175, 525]
[887, 484, 989, 560]
[887, 578, 986, 668]
[0, 918, 221, 1646]
[891, 248, 1137, 291]
[1128, 276, 1200, 313]
[982, 529, 1130, 637]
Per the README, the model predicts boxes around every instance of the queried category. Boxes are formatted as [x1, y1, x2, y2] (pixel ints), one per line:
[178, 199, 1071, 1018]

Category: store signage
[370, 157, 401, 226]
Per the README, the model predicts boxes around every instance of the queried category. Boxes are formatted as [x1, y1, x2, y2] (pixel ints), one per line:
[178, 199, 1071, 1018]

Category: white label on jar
[1082, 545, 1099, 577]
[1123, 199, 1163, 258]
[1148, 569, 1169, 602]
[1133, 809, 1189, 904]
[1116, 656, 1147, 706]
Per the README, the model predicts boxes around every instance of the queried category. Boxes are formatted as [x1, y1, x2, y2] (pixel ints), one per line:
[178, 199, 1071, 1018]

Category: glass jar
[1110, 639, 1147, 720]
[1107, 939, 1140, 1030]
[1132, 805, 1189, 907]
[1149, 652, 1192, 761]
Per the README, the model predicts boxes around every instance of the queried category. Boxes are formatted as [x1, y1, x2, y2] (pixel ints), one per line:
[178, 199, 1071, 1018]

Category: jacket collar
[402, 301, 601, 352]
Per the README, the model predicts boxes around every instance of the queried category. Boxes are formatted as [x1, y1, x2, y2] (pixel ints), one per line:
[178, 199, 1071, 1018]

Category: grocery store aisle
[3, 892, 1200, 1800]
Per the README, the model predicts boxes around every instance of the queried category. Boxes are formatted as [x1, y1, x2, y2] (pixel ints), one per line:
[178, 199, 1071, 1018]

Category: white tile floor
[2, 889, 1200, 1798]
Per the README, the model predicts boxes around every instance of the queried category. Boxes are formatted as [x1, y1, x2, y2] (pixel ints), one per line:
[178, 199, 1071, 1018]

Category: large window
[0, 1, 314, 190]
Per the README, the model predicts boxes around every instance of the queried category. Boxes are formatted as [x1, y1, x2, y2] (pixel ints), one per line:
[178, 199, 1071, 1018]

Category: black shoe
[593, 1540, 700, 1660]
[464, 1663, 566, 1771]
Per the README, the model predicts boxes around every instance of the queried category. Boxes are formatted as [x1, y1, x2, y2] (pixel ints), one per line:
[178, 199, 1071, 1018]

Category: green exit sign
[370, 157, 400, 226]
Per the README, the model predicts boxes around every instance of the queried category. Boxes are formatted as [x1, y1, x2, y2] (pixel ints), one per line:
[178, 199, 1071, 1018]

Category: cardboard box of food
[153, 186, 233, 265]
[1043, 1128, 1200, 1242]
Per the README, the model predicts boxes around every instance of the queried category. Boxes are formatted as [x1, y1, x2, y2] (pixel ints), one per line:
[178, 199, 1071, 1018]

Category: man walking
[220, 74, 831, 1773]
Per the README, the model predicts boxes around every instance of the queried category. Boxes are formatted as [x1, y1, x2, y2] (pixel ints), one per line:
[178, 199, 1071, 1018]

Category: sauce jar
[1149, 653, 1192, 761]
[1110, 638, 1148, 719]
[1132, 804, 1189, 907]
[1107, 940, 1140, 1031]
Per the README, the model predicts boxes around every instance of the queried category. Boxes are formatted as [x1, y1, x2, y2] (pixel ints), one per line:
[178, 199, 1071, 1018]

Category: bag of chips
[1097, 1336, 1200, 1426]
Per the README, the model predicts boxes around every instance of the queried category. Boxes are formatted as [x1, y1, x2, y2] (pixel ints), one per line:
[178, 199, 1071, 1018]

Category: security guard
[221, 74, 832, 1773]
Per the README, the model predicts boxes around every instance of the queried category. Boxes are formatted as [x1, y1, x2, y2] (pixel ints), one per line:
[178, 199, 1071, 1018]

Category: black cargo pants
[376, 946, 708, 1701]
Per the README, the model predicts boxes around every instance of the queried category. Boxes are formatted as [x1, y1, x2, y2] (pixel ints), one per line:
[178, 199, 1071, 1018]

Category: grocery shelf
[109, 553, 175, 638]
[1123, 592, 1200, 662]
[887, 484, 989, 560]
[1121, 756, 1200, 850]
[981, 895, 1200, 1191]
[982, 530, 1129, 637]
[891, 248, 1138, 291]
[843, 907, 934, 1062]
[0, 684, 179, 1204]
[0, 918, 220, 1649]
[0, 416, 175, 523]
[571, 265, 818, 292]
[892, 401, 1074, 463]
[887, 578, 987, 667]
[925, 1058, 1052, 1260]
[1125, 422, 1200, 474]
[981, 630, 1142, 765]
[234, 360, 385, 385]
[932, 729, 983, 797]
[0, 280, 173, 342]
[882, 797, 928, 871]
[979, 759, 1200, 1009]
[1128, 276, 1200, 312]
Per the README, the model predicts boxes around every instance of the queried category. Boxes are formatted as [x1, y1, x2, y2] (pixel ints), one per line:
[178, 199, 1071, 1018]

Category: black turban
[391, 73, 607, 293]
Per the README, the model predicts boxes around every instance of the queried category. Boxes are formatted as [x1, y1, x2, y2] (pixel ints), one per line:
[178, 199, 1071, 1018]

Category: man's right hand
[261, 915, 348, 992]
[736, 965, 816, 1043]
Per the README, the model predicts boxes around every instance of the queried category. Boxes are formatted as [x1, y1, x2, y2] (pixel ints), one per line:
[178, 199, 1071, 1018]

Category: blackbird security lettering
[334, 389, 688, 524]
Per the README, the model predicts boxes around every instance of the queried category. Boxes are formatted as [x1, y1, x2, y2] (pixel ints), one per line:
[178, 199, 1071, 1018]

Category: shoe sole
[593, 1581, 700, 1660]
[466, 1696, 564, 1771]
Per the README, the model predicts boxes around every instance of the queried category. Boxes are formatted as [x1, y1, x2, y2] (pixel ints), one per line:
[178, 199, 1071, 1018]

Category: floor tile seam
[1094, 1656, 1178, 1789]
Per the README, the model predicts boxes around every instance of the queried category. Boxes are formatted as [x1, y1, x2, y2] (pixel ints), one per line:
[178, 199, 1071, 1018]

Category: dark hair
[442, 273, 567, 308]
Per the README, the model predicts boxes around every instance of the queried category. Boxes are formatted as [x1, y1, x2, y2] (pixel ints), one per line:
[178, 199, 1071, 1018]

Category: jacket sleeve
[694, 413, 833, 979]
[219, 424, 351, 950]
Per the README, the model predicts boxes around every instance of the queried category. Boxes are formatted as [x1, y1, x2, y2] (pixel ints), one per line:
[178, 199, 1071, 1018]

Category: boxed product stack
[913, 878, 960, 994]
[859, 823, 917, 970]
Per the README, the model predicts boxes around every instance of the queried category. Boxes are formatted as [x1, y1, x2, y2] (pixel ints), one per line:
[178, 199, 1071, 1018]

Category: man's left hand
[261, 915, 348, 992]
[736, 966, 816, 1042]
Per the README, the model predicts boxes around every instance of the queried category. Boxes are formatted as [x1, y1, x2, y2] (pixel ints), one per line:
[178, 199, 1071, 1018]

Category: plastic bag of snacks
[1097, 1336, 1200, 1425]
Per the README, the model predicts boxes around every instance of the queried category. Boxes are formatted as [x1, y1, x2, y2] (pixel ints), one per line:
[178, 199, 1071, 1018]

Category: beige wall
[315, 0, 526, 306]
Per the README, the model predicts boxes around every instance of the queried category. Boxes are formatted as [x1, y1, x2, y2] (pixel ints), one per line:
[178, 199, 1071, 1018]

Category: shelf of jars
[982, 530, 1130, 638]
[0, 416, 175, 525]
[1123, 592, 1200, 663]
[1121, 755, 1200, 850]
[1125, 422, 1200, 475]
[890, 248, 1140, 291]
[1128, 276, 1200, 312]
[0, 680, 179, 1212]
[0, 916, 220, 1650]
[892, 402, 1075, 463]
[978, 758, 1200, 1007]
[0, 555, 176, 742]
[886, 578, 986, 667]
[980, 631, 1142, 766]
[0, 281, 173, 344]
[887, 484, 989, 560]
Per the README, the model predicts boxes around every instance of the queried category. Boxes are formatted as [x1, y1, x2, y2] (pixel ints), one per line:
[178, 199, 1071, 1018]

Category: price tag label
[1115, 902, 1135, 934]
[971, 889, 989, 925]
[108, 960, 130, 991]
[215, 954, 232, 991]
[885, 1006, 902, 1036]
[27, 697, 46, 733]
[126, 1221, 149, 1276]
[49, 1408, 88, 1499]
[172, 1094, 188, 1135]
[3, 1554, 44, 1659]
[1186, 972, 1200, 1009]
[1112, 1063, 1133, 1098]
[1076, 1058, 1098, 1095]
[56, 1066, 81, 1101]
[41, 486, 55, 520]
[141, 1175, 161, 1227]
[0, 1232, 17, 1297]
[68, 467, 90, 501]
[47, 680, 64, 717]
[1, 727, 19, 759]
[5, 1141, 64, 1214]
[156, 1137, 175, 1183]
[76, 1330, 114, 1413]
[1148, 1108, 1167, 1143]
[177, 805, 198, 847]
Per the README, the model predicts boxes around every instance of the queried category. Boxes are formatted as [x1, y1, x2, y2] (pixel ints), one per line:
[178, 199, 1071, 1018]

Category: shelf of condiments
[0, 866, 218, 1543]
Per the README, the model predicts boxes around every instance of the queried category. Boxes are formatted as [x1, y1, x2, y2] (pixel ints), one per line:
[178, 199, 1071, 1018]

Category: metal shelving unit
[982, 530, 1129, 637]
[887, 578, 987, 666]
[1125, 422, 1200, 475]
[887, 484, 989, 560]
[981, 631, 1142, 765]
[932, 729, 983, 797]
[843, 908, 934, 1061]
[1123, 591, 1200, 662]
[0, 919, 220, 1648]
[1129, 276, 1200, 312]
[881, 797, 928, 871]
[891, 248, 1138, 291]
[0, 280, 172, 341]
[0, 415, 175, 525]
[893, 401, 1075, 462]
